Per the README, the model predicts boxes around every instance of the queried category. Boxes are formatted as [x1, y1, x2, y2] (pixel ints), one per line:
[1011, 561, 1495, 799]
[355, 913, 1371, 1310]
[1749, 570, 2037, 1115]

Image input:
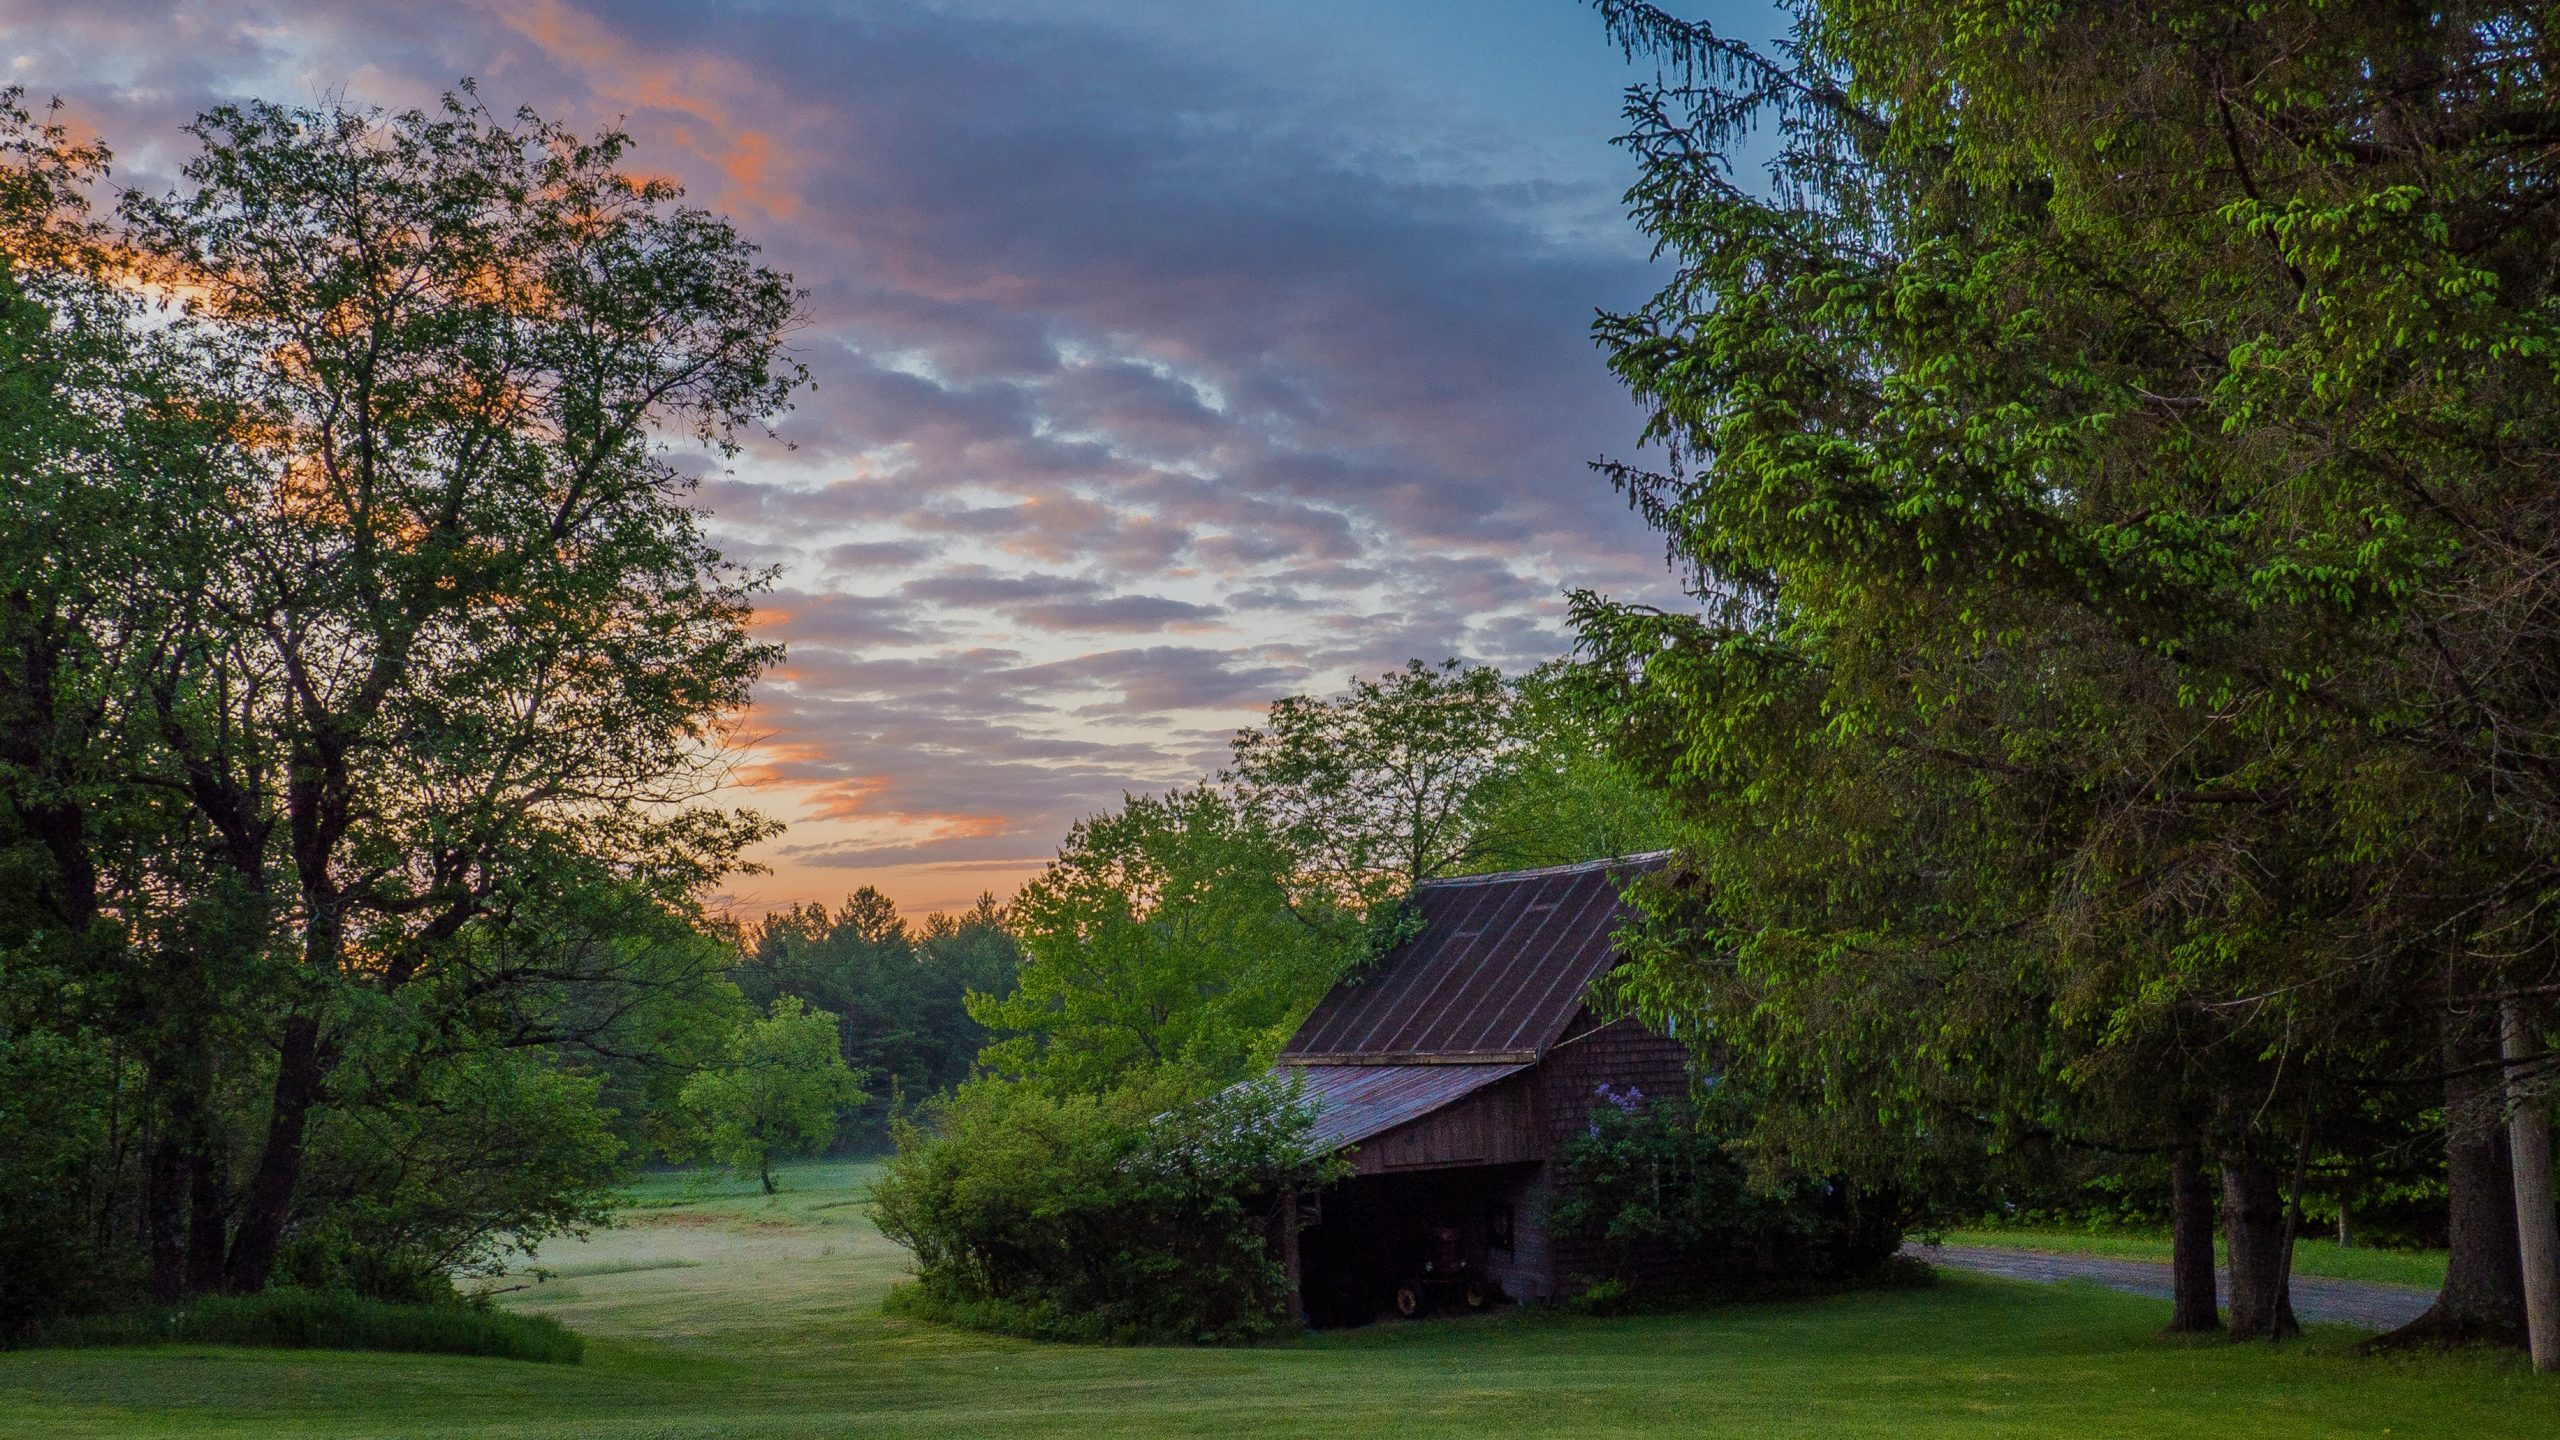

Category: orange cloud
[798, 775, 893, 821]
[483, 0, 801, 218]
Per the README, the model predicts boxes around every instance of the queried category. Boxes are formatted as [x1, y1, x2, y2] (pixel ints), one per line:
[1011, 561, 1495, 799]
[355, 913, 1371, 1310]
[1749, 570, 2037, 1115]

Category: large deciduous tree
[1230, 660, 1514, 896]
[975, 786, 1357, 1096]
[0, 81, 806, 1318]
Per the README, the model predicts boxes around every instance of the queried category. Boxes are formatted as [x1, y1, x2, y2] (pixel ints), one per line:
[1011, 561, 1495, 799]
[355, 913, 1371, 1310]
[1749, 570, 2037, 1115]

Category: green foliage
[974, 786, 1360, 1096]
[1231, 659, 1679, 895]
[917, 895, 1024, 1002]
[1551, 1086, 1904, 1302]
[679, 998, 864, 1193]
[33, 1289, 583, 1365]
[0, 74, 806, 1319]
[1462, 663, 1684, 873]
[1231, 659, 1515, 894]
[285, 1051, 628, 1299]
[0, 1028, 128, 1333]
[869, 1073, 1346, 1344]
[736, 889, 1016, 1144]
[1566, 0, 2560, 1262]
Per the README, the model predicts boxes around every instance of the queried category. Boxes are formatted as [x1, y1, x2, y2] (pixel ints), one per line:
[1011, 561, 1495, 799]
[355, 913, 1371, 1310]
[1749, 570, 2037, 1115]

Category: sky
[9, 0, 1784, 918]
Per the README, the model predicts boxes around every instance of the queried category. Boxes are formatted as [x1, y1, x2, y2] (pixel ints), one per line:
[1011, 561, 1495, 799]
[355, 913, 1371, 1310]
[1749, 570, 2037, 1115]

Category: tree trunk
[146, 1124, 185, 1305]
[2269, 1107, 2314, 1345]
[158, 1062, 231, 1299]
[2221, 1153, 2299, 1341]
[2372, 1013, 2527, 1349]
[222, 1014, 326, 1293]
[2503, 997, 2559, 1372]
[185, 1123, 229, 1298]
[2167, 1147, 2222, 1333]
[144, 1010, 222, 1302]
[761, 1152, 777, 1195]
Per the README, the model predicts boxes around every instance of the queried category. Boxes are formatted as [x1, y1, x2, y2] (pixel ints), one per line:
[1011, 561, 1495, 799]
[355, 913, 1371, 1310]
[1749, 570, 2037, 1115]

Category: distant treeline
[726, 892, 1018, 1149]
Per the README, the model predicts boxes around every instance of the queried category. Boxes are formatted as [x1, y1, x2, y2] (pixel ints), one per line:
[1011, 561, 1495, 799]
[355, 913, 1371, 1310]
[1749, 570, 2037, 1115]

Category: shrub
[870, 1072, 1345, 1344]
[28, 1289, 583, 1364]
[1551, 1086, 1903, 1302]
[285, 1047, 627, 1300]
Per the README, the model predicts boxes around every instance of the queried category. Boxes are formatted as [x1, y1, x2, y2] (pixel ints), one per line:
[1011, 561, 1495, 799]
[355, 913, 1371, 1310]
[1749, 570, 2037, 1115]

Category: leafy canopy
[974, 786, 1360, 1096]
[680, 997, 864, 1194]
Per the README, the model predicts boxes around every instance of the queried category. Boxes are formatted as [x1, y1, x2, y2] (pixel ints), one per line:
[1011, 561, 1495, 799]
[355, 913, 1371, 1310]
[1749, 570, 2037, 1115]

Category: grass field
[1, 1160, 2549, 1439]
[1940, 1225, 2450, 1290]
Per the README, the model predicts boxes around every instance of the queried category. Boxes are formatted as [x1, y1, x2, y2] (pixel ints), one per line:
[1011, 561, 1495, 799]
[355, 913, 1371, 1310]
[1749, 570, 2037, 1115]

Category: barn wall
[1347, 1072, 1540, 1174]
[1482, 1165, 1554, 1302]
[1293, 1008, 1711, 1318]
[1526, 1008, 1704, 1299]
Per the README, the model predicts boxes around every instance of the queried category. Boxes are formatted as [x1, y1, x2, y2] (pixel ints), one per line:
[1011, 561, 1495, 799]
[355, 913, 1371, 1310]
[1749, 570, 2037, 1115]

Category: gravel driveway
[1911, 1243, 2436, 1331]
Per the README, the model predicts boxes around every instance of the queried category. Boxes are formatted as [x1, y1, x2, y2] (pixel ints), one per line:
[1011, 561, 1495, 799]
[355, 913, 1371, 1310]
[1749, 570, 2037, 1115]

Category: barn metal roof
[1280, 853, 1668, 1064]
[1284, 1061, 1529, 1150]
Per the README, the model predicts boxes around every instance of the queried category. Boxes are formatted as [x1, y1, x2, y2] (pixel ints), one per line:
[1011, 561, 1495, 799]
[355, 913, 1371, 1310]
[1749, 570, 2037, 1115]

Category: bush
[1551, 1086, 1903, 1302]
[284, 1047, 627, 1300]
[870, 1073, 1345, 1344]
[28, 1289, 583, 1365]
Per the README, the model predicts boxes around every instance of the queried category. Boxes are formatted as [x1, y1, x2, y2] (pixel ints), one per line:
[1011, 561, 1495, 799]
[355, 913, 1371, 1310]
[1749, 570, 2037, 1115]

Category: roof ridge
[1412, 850, 1672, 890]
[1279, 852, 1663, 1063]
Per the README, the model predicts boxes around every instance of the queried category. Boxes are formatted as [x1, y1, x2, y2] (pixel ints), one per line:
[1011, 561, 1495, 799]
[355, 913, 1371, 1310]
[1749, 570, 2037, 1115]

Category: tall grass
[34, 1289, 583, 1365]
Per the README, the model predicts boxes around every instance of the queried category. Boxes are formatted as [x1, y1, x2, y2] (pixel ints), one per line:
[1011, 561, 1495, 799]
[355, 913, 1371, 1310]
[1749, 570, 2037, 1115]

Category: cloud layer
[7, 0, 1703, 913]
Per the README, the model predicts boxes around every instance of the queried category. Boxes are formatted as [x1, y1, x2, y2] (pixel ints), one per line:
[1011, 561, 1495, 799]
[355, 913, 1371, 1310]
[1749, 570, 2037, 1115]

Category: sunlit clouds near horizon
[8, 0, 1771, 917]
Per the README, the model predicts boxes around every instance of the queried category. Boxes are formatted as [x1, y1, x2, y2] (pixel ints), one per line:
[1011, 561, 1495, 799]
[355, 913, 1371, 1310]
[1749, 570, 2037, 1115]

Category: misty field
[0, 1161, 2551, 1440]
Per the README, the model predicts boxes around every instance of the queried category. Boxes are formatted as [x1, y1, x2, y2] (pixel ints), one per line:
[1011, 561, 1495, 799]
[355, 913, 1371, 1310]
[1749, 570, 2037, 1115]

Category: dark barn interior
[1297, 1164, 1539, 1325]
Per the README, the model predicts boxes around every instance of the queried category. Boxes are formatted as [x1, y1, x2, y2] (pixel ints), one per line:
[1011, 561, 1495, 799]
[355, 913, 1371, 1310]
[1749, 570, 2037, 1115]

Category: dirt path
[1913, 1243, 2436, 1331]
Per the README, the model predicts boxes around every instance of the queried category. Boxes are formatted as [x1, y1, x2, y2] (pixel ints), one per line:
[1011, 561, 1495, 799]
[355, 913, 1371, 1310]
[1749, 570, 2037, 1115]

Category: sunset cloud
[7, 0, 1721, 916]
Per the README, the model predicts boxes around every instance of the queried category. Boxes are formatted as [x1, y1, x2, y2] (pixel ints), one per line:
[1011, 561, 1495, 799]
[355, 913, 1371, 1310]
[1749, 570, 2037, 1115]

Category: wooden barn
[1274, 853, 1698, 1324]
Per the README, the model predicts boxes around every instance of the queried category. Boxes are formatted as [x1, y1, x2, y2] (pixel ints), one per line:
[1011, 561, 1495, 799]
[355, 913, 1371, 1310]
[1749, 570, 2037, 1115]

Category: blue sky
[7, 0, 1786, 914]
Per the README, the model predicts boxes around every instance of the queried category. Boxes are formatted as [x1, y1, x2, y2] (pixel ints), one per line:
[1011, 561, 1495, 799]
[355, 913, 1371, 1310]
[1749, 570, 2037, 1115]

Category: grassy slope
[1940, 1226, 2449, 1290]
[0, 1161, 2545, 1440]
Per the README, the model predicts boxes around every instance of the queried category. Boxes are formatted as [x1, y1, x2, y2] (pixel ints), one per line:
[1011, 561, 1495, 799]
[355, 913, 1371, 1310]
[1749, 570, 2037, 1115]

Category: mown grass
[0, 1160, 2544, 1439]
[1942, 1224, 2449, 1290]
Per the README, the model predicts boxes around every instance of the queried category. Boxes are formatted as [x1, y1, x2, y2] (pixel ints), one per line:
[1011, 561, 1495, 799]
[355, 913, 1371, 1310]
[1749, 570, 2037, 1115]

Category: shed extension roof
[1285, 1061, 1529, 1150]
[1280, 853, 1667, 1064]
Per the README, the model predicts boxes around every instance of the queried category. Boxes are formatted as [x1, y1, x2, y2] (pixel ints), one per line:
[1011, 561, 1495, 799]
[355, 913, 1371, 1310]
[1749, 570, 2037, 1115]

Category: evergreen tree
[1573, 0, 2560, 1343]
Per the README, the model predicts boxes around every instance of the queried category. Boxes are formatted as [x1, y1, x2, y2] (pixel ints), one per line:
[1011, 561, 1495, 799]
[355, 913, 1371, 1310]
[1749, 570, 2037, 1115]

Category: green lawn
[0, 1160, 2545, 1439]
[1941, 1225, 2449, 1290]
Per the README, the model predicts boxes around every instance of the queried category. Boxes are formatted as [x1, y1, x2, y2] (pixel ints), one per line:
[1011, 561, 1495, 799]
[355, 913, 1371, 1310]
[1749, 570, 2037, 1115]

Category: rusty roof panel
[1283, 1061, 1529, 1151]
[1280, 853, 1667, 1062]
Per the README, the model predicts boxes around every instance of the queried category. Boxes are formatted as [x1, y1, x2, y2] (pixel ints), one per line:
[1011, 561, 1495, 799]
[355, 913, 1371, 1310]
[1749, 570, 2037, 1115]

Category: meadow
[1, 1160, 2551, 1440]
